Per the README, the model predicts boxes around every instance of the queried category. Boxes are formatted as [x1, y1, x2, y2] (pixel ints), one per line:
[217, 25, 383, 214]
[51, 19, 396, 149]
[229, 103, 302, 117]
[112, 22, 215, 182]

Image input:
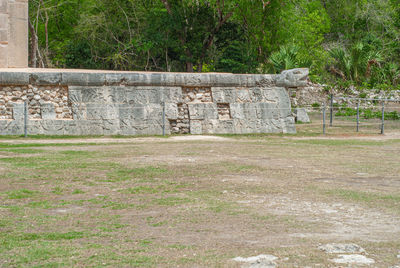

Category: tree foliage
[29, 0, 400, 89]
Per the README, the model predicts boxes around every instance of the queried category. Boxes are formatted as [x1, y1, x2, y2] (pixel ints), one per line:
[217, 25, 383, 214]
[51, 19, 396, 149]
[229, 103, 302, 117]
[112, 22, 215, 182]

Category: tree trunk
[186, 62, 194, 72]
[28, 20, 38, 68]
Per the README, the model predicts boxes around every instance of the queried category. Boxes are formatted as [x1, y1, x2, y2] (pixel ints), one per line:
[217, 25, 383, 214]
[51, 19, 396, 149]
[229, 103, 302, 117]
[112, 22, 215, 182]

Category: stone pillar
[0, 0, 28, 68]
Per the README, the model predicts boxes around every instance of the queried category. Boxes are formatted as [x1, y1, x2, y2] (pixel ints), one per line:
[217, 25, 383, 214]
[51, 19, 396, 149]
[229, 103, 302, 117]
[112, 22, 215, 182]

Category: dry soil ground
[0, 132, 399, 267]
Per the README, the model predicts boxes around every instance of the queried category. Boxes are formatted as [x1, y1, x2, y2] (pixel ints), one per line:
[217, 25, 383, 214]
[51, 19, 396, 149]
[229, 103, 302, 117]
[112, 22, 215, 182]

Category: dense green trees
[29, 0, 400, 89]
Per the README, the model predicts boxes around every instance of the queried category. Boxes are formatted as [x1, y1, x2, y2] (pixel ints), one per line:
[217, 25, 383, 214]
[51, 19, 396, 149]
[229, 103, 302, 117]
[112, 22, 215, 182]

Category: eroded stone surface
[233, 255, 278, 268]
[319, 243, 366, 254]
[331, 254, 375, 265]
[294, 108, 310, 123]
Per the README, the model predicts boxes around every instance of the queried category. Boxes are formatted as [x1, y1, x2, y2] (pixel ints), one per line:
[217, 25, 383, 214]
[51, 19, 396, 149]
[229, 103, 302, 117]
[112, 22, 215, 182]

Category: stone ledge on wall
[0, 68, 308, 88]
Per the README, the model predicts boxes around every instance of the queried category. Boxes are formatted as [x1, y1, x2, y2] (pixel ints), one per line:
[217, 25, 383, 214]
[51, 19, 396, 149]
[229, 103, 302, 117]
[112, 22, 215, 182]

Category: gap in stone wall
[173, 103, 190, 134]
[217, 103, 231, 120]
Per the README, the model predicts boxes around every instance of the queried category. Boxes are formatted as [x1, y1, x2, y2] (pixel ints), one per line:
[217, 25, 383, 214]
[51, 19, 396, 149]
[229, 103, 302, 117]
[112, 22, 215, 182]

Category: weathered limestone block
[71, 104, 86, 120]
[86, 103, 119, 120]
[188, 103, 218, 120]
[69, 87, 82, 104]
[211, 87, 236, 103]
[230, 103, 260, 120]
[126, 89, 149, 104]
[0, 120, 23, 135]
[119, 104, 145, 120]
[37, 120, 65, 135]
[236, 88, 251, 103]
[41, 103, 56, 120]
[147, 88, 163, 104]
[276, 68, 309, 88]
[12, 102, 24, 120]
[260, 87, 280, 104]
[202, 119, 234, 134]
[146, 104, 163, 120]
[0, 44, 8, 68]
[165, 103, 178, 120]
[62, 72, 106, 86]
[190, 120, 202, 134]
[281, 117, 296, 134]
[0, 72, 29, 85]
[7, 0, 28, 68]
[102, 119, 121, 135]
[294, 108, 310, 123]
[30, 73, 62, 85]
[164, 87, 182, 103]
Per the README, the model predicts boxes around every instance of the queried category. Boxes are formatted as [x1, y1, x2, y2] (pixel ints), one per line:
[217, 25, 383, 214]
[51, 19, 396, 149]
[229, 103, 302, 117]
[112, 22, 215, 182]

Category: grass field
[0, 131, 400, 267]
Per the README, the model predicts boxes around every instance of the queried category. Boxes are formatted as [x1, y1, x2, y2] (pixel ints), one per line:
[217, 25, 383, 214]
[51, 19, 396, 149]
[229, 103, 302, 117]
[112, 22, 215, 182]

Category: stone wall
[0, 68, 309, 135]
[0, 0, 28, 68]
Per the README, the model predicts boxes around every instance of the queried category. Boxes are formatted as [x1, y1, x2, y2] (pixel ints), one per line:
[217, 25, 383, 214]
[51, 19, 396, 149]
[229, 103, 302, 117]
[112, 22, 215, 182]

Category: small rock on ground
[331, 254, 375, 264]
[233, 255, 278, 268]
[319, 243, 365, 254]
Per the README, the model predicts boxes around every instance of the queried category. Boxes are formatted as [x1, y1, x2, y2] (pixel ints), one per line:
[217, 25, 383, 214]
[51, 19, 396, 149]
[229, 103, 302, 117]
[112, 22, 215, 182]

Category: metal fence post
[330, 94, 333, 127]
[356, 100, 360, 133]
[381, 101, 385, 135]
[162, 102, 166, 136]
[323, 103, 326, 135]
[24, 100, 28, 138]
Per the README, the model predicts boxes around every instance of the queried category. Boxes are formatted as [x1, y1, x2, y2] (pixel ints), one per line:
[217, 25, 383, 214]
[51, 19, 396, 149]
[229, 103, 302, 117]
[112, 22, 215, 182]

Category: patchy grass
[106, 166, 169, 182]
[1, 135, 400, 267]
[4, 189, 38, 199]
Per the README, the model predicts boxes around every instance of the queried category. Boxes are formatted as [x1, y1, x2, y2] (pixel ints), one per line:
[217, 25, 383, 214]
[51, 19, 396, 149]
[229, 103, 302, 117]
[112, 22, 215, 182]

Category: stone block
[282, 116, 296, 134]
[110, 87, 127, 103]
[259, 88, 279, 103]
[61, 73, 88, 86]
[39, 120, 65, 135]
[71, 104, 86, 120]
[41, 103, 56, 120]
[0, 120, 23, 135]
[211, 87, 236, 103]
[165, 103, 178, 120]
[236, 88, 251, 102]
[0, 14, 7, 29]
[68, 88, 83, 104]
[30, 72, 61, 85]
[8, 16, 28, 68]
[0, 29, 7, 43]
[86, 103, 119, 120]
[294, 108, 310, 123]
[80, 87, 111, 103]
[276, 68, 309, 88]
[215, 73, 238, 87]
[102, 119, 120, 135]
[164, 87, 182, 103]
[202, 119, 234, 134]
[9, 1, 28, 19]
[259, 103, 280, 120]
[12, 102, 24, 120]
[188, 103, 218, 120]
[0, 44, 8, 68]
[147, 88, 162, 103]
[0, 1, 8, 13]
[190, 120, 202, 134]
[61, 72, 105, 86]
[146, 104, 163, 120]
[126, 89, 149, 104]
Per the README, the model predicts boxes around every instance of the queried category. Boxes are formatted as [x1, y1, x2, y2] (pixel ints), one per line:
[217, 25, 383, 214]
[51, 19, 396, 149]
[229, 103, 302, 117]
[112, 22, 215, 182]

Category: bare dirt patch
[0, 135, 399, 267]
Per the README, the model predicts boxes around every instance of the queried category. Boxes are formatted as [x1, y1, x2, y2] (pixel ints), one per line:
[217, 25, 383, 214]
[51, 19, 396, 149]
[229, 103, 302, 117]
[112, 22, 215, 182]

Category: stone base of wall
[0, 68, 309, 135]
